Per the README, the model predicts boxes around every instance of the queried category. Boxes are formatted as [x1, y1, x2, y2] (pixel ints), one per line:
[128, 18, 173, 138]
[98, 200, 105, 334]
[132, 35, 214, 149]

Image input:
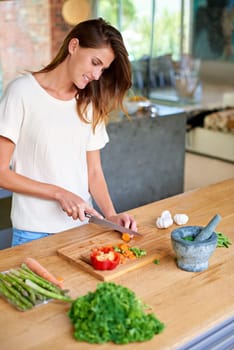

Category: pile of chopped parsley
[68, 282, 165, 344]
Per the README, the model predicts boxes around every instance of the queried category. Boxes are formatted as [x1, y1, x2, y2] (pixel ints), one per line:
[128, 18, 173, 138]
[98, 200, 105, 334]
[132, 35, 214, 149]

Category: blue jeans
[12, 228, 52, 246]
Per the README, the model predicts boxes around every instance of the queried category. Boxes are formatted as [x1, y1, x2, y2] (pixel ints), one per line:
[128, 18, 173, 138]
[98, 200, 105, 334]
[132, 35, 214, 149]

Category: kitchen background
[0, 0, 233, 249]
[1, 0, 234, 91]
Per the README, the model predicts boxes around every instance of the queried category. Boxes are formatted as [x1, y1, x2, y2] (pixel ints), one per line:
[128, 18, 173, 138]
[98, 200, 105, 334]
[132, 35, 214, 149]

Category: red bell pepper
[90, 246, 120, 270]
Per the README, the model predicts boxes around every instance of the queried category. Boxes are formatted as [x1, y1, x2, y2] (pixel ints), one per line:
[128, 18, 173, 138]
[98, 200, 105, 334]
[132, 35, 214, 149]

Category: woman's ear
[68, 38, 79, 54]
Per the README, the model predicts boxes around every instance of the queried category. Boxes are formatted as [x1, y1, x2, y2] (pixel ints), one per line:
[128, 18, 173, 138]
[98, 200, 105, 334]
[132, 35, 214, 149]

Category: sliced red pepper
[90, 246, 120, 270]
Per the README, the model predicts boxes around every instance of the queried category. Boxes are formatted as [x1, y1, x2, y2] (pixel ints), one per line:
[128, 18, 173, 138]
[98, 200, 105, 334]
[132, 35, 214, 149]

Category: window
[95, 0, 191, 96]
[96, 0, 191, 60]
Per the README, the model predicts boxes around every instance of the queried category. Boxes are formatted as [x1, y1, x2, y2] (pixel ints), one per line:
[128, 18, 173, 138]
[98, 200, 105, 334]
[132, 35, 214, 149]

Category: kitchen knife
[85, 213, 143, 237]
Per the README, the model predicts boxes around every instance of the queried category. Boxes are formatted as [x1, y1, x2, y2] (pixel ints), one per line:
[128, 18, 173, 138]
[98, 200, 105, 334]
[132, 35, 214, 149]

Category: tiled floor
[184, 152, 234, 192]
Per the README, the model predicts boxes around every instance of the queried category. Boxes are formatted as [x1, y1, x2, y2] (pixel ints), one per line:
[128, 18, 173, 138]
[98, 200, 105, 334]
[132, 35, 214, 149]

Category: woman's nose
[92, 67, 102, 80]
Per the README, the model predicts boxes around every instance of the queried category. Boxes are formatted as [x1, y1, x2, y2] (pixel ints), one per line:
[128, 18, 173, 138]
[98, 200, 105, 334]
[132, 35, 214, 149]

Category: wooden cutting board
[57, 226, 169, 281]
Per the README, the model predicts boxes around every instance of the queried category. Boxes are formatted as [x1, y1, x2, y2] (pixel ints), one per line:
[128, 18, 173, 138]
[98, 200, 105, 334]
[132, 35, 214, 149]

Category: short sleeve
[86, 121, 109, 151]
[0, 78, 24, 144]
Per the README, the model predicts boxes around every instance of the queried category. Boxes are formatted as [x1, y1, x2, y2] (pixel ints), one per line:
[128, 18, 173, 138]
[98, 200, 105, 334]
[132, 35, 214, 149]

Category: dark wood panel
[0, 197, 12, 229]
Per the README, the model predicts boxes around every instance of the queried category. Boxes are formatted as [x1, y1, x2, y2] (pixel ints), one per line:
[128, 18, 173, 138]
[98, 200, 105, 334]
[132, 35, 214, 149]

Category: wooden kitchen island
[0, 178, 233, 350]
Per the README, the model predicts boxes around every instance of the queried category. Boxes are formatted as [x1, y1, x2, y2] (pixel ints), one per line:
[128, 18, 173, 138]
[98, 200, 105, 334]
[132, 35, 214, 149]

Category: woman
[0, 18, 137, 246]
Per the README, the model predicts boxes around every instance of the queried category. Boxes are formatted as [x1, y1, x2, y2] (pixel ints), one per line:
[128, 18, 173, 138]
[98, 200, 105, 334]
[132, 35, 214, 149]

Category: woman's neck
[33, 65, 77, 101]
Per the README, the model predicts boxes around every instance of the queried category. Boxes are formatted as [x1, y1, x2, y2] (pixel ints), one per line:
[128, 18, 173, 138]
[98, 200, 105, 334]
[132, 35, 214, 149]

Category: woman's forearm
[0, 167, 60, 201]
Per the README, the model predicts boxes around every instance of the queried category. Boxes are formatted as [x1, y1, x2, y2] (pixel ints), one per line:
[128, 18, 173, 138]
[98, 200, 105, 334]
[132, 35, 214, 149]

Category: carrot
[56, 276, 65, 283]
[119, 243, 129, 251]
[24, 257, 63, 288]
[122, 233, 131, 243]
[119, 255, 126, 264]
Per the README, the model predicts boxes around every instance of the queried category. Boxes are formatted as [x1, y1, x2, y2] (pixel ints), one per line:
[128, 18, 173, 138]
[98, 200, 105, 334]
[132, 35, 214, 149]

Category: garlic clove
[156, 216, 173, 229]
[156, 217, 163, 228]
[162, 217, 173, 228]
[174, 214, 189, 225]
[161, 210, 172, 219]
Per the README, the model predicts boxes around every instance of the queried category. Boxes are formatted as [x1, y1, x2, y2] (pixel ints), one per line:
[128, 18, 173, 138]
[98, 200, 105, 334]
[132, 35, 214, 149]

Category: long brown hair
[37, 18, 132, 130]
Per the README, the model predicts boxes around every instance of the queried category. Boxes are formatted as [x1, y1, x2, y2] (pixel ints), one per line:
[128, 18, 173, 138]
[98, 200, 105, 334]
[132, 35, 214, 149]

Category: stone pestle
[194, 214, 221, 242]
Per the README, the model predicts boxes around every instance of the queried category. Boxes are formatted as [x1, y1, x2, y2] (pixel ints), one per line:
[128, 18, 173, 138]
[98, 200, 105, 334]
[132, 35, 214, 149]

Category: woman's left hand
[106, 213, 137, 232]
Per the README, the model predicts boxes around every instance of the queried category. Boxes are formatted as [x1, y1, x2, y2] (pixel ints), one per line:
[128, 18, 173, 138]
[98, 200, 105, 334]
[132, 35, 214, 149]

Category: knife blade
[85, 214, 143, 237]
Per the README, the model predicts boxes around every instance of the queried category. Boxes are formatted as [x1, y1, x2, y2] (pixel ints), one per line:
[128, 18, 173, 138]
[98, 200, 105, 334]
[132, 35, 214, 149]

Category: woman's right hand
[54, 188, 103, 221]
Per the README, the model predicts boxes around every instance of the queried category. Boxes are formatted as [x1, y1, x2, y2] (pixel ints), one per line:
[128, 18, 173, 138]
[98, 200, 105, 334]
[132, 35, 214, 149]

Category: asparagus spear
[0, 280, 29, 311]
[7, 271, 39, 304]
[0, 264, 72, 311]
[11, 268, 70, 302]
[19, 265, 66, 295]
[0, 276, 33, 310]
[1, 272, 31, 299]
[25, 279, 72, 302]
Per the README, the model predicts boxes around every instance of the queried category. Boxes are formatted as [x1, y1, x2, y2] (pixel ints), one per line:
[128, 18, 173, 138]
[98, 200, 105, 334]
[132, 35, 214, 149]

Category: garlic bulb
[156, 210, 173, 229]
[174, 214, 189, 225]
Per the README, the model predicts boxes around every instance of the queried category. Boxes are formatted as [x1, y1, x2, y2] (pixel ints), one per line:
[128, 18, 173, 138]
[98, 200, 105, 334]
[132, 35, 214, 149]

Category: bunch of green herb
[68, 282, 164, 344]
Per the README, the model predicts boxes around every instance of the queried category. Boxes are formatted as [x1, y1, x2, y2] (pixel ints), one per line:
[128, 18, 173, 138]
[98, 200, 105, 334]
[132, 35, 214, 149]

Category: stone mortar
[171, 226, 217, 272]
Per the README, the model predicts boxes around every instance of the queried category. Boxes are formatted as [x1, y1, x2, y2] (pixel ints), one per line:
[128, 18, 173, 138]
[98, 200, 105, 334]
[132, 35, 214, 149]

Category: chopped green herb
[68, 282, 165, 344]
[129, 247, 147, 258]
[153, 259, 160, 265]
[113, 246, 121, 253]
[216, 232, 232, 248]
[183, 236, 194, 241]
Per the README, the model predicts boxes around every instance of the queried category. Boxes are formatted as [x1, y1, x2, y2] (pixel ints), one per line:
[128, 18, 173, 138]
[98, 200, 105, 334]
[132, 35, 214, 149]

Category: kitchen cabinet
[0, 190, 12, 249]
[101, 105, 186, 212]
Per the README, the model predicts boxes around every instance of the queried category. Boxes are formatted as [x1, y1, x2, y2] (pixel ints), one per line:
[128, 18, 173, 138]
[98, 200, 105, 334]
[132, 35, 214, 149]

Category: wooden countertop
[0, 179, 233, 350]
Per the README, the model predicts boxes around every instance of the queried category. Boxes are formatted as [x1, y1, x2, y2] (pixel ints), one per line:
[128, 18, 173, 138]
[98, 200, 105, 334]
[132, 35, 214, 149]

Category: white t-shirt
[0, 73, 109, 233]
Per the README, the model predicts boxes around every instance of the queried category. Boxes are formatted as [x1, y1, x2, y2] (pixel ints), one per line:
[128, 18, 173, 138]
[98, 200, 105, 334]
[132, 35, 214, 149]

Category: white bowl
[124, 100, 139, 115]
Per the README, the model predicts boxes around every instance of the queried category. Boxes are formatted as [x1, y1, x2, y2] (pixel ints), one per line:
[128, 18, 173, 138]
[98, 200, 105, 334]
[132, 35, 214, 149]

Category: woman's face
[67, 38, 115, 89]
